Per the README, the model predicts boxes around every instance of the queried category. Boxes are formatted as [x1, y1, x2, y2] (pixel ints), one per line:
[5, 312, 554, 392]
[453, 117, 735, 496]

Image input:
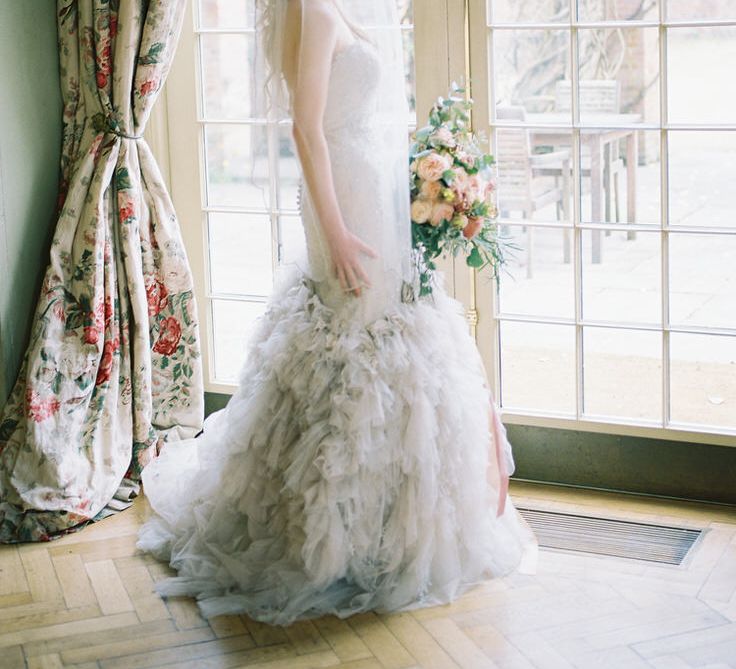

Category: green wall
[0, 2, 62, 409]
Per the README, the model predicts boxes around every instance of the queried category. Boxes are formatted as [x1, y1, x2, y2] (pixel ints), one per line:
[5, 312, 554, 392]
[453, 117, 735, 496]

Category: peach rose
[430, 202, 455, 227]
[417, 152, 451, 182]
[420, 180, 442, 200]
[411, 199, 433, 224]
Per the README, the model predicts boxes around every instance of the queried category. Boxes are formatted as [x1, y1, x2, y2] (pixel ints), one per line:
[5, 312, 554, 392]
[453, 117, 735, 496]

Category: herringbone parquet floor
[1, 481, 735, 669]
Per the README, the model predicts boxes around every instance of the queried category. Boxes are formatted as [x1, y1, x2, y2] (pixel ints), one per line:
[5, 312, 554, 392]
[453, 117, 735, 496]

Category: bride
[137, 0, 537, 625]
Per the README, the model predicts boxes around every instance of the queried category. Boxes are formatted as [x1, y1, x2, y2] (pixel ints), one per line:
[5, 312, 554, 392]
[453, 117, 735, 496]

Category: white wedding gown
[137, 37, 537, 625]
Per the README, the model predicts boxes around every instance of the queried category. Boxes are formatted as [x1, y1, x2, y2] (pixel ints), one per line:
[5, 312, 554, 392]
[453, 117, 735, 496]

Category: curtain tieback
[91, 112, 144, 140]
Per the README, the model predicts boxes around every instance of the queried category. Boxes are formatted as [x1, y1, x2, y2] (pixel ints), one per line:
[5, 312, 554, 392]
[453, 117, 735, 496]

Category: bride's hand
[326, 230, 378, 297]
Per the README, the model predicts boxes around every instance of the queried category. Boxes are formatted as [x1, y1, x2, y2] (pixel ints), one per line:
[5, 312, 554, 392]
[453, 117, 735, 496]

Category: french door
[468, 0, 736, 444]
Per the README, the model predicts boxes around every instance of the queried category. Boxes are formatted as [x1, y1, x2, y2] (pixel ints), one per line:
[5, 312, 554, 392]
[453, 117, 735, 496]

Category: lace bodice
[323, 39, 382, 136]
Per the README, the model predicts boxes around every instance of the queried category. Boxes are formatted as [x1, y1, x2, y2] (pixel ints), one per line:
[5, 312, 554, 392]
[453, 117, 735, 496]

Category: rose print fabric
[0, 0, 204, 543]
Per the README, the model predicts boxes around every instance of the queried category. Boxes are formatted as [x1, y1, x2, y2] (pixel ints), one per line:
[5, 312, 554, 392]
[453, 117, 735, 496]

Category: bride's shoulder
[300, 0, 340, 23]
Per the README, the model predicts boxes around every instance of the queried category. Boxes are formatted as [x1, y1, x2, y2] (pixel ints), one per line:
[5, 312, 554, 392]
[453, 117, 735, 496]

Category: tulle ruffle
[137, 268, 537, 625]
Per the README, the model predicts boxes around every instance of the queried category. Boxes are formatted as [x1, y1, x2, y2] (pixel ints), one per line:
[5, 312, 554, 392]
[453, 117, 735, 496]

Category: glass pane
[200, 34, 259, 120]
[668, 131, 736, 228]
[276, 124, 300, 211]
[492, 30, 571, 117]
[666, 0, 736, 20]
[199, 0, 256, 28]
[669, 233, 736, 330]
[670, 333, 736, 430]
[582, 230, 661, 324]
[490, 0, 569, 23]
[208, 213, 273, 296]
[576, 28, 659, 125]
[580, 129, 660, 226]
[498, 226, 575, 318]
[578, 0, 658, 21]
[204, 124, 270, 209]
[667, 27, 736, 125]
[495, 126, 574, 224]
[583, 327, 662, 421]
[278, 215, 306, 267]
[500, 321, 576, 414]
[212, 299, 266, 383]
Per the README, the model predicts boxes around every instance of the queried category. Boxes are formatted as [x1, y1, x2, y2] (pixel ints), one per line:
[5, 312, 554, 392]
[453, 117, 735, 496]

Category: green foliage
[138, 42, 165, 66]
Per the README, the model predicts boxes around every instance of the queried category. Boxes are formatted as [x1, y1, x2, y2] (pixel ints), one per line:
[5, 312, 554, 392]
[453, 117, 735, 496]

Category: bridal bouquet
[410, 84, 510, 296]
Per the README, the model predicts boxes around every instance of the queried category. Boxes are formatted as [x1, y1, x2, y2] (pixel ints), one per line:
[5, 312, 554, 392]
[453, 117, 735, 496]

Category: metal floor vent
[517, 507, 703, 565]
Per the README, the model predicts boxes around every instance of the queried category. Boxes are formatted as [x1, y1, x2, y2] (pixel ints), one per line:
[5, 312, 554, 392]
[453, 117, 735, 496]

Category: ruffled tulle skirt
[136, 268, 537, 625]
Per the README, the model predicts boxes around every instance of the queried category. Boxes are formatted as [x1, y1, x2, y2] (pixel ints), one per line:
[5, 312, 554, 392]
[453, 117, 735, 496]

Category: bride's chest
[324, 41, 382, 124]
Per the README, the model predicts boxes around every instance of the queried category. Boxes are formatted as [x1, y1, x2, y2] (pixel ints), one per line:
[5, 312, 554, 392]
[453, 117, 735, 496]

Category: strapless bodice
[323, 39, 381, 136]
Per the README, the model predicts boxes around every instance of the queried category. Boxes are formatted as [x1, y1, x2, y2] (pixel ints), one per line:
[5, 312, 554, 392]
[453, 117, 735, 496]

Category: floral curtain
[0, 0, 203, 543]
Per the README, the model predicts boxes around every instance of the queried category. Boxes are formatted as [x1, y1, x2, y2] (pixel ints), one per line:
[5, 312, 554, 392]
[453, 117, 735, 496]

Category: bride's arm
[291, 1, 377, 296]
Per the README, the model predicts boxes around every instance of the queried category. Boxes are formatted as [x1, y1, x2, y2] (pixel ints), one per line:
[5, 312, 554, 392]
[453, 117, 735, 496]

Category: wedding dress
[137, 25, 537, 626]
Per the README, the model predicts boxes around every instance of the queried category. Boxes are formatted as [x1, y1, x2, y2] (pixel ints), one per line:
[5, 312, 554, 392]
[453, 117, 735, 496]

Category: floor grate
[517, 507, 703, 565]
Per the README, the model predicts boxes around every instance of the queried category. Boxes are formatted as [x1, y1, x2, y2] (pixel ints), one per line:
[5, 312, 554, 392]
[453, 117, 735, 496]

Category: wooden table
[526, 113, 642, 263]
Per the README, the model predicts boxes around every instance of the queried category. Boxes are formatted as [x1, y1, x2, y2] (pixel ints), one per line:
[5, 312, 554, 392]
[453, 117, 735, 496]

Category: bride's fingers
[336, 265, 348, 292]
[356, 238, 379, 259]
[354, 262, 372, 288]
[344, 265, 361, 297]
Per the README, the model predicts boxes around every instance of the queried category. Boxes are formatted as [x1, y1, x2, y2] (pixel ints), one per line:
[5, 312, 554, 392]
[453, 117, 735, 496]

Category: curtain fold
[0, 0, 203, 543]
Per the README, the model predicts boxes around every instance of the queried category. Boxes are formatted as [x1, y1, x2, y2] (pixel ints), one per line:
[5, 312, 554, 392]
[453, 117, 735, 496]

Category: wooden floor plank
[84, 559, 135, 615]
[347, 612, 415, 669]
[61, 627, 215, 665]
[0, 611, 138, 649]
[52, 554, 96, 609]
[420, 618, 499, 669]
[381, 612, 460, 669]
[0, 548, 28, 597]
[18, 547, 63, 604]
[312, 616, 372, 662]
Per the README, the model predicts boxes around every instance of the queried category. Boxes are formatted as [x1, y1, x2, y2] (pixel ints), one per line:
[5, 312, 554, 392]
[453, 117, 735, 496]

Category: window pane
[668, 131, 736, 228]
[582, 230, 661, 324]
[580, 129, 660, 226]
[200, 34, 258, 120]
[489, 0, 569, 23]
[199, 0, 256, 28]
[496, 126, 574, 224]
[208, 213, 273, 297]
[500, 321, 576, 414]
[578, 0, 658, 22]
[583, 327, 662, 421]
[492, 30, 571, 118]
[204, 124, 270, 208]
[669, 233, 736, 330]
[212, 299, 266, 383]
[498, 226, 575, 319]
[667, 27, 736, 125]
[576, 28, 659, 126]
[666, 0, 736, 20]
[276, 125, 300, 211]
[670, 333, 736, 430]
